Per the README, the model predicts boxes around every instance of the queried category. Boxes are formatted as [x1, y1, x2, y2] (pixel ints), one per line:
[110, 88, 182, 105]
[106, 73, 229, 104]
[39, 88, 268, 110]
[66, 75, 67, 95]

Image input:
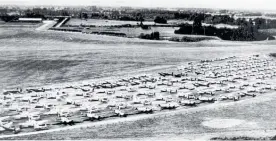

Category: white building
[18, 18, 43, 23]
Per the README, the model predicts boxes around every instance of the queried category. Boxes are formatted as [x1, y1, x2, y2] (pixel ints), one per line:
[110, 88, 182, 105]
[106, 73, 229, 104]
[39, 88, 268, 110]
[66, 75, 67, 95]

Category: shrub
[139, 32, 160, 40]
[269, 53, 276, 57]
[169, 36, 214, 42]
[154, 16, 167, 24]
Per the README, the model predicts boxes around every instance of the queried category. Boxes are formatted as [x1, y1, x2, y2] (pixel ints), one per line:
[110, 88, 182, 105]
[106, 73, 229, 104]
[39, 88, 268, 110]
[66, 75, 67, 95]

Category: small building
[18, 18, 43, 23]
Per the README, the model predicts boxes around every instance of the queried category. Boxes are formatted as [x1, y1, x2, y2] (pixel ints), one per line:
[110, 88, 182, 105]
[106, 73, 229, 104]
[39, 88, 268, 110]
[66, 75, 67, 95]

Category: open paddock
[1, 54, 276, 140]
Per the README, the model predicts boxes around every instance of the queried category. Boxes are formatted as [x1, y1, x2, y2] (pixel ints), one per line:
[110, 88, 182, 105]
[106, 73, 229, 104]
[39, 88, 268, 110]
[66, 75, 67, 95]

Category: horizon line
[1, 4, 276, 13]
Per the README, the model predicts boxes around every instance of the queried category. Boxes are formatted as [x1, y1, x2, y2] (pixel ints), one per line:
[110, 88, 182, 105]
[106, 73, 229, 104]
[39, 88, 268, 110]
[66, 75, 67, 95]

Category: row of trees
[80, 12, 144, 21]
[175, 12, 248, 26]
[174, 17, 275, 41]
[3, 7, 276, 30]
[1, 15, 18, 22]
[174, 12, 208, 21]
[174, 12, 276, 29]
[254, 18, 276, 29]
[1, 9, 47, 22]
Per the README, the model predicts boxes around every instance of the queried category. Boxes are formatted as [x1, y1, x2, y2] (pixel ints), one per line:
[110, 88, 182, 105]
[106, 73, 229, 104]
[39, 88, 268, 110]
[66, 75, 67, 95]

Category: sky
[1, 0, 276, 11]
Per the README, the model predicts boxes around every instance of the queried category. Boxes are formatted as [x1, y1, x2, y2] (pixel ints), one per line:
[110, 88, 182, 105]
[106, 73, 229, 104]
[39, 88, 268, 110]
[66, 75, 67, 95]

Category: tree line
[174, 17, 275, 41]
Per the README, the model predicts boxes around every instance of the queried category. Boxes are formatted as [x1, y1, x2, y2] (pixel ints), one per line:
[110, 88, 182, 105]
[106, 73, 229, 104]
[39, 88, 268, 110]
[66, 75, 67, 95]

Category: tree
[254, 18, 266, 29]
[192, 15, 203, 34]
[193, 16, 202, 28]
[154, 16, 167, 24]
[81, 12, 88, 20]
[151, 32, 160, 40]
[61, 10, 70, 16]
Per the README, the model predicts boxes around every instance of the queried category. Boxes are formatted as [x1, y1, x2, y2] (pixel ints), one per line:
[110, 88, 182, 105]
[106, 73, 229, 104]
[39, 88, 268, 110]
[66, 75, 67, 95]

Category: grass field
[1, 24, 276, 140]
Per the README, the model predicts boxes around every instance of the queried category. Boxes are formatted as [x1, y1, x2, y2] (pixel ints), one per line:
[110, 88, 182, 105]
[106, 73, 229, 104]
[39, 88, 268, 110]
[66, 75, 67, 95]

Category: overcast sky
[1, 0, 276, 10]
